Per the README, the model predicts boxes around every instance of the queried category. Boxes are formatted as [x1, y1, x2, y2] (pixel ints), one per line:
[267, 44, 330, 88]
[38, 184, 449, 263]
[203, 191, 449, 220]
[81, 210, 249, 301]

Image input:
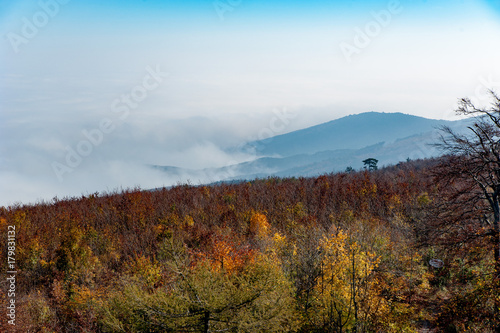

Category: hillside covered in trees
[1, 157, 499, 332]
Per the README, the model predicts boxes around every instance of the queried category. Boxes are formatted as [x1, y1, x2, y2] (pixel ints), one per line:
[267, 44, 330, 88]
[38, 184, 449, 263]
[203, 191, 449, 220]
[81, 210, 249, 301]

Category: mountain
[154, 112, 470, 183]
[243, 112, 459, 157]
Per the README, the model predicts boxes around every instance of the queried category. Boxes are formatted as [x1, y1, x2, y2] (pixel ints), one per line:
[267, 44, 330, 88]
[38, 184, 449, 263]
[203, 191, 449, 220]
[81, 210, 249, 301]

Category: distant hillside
[154, 112, 469, 183]
[244, 112, 458, 157]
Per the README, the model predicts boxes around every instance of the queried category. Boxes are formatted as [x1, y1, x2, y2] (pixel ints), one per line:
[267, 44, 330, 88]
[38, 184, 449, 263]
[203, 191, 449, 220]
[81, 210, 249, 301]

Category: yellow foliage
[417, 192, 431, 206]
[290, 202, 307, 219]
[154, 223, 165, 235]
[202, 186, 210, 197]
[313, 230, 387, 330]
[158, 213, 180, 227]
[22, 238, 45, 269]
[13, 211, 28, 225]
[358, 183, 377, 196]
[127, 255, 162, 288]
[183, 215, 195, 227]
[249, 212, 270, 238]
[269, 231, 298, 272]
[69, 285, 103, 309]
[273, 232, 286, 245]
[389, 194, 402, 211]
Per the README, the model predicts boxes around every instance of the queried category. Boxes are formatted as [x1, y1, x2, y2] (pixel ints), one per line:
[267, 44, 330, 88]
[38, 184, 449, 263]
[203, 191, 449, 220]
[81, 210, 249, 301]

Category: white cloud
[1, 0, 500, 205]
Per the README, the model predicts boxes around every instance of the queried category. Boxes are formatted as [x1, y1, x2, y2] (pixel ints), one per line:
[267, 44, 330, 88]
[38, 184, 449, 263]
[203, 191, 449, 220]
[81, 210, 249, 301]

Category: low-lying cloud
[0, 108, 304, 207]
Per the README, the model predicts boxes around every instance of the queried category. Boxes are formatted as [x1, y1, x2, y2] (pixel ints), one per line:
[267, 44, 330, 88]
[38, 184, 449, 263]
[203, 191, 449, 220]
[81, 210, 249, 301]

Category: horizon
[1, 0, 500, 206]
[0, 111, 467, 207]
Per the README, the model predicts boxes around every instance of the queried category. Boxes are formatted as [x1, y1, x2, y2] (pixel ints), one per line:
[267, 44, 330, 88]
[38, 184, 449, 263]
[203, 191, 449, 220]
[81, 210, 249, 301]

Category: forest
[1, 155, 499, 332]
[2, 94, 500, 332]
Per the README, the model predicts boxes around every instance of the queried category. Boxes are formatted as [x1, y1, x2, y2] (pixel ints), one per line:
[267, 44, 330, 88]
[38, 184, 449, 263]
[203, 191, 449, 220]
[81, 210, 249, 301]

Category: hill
[243, 111, 459, 157]
[154, 112, 469, 183]
[2, 159, 497, 331]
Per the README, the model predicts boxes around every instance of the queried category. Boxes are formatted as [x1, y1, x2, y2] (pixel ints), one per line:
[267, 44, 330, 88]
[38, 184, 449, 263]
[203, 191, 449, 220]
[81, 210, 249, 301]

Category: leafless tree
[435, 90, 500, 331]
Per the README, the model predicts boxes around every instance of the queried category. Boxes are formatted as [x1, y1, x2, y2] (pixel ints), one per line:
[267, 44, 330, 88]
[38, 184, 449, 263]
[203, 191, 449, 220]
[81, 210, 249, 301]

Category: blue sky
[1, 0, 500, 205]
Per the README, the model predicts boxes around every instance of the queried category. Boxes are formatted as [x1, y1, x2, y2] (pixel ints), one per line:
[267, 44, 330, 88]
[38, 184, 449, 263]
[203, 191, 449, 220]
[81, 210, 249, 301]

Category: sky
[1, 0, 500, 206]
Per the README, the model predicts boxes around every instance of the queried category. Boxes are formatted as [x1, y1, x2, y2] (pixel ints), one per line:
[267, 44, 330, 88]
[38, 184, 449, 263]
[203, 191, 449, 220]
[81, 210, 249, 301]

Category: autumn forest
[2, 93, 500, 332]
[0, 152, 499, 332]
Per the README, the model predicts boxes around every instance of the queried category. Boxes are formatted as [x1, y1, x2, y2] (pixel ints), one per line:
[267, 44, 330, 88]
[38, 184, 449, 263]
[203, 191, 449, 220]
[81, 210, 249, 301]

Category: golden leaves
[312, 229, 386, 330]
[249, 212, 270, 238]
[126, 255, 162, 288]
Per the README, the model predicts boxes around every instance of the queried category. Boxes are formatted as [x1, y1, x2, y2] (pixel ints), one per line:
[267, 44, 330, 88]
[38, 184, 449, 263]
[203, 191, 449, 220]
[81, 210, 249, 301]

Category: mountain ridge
[244, 111, 458, 157]
[154, 111, 469, 183]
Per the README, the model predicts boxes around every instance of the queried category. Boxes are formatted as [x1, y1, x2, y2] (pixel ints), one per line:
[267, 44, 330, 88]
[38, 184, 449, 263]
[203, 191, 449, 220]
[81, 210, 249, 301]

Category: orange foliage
[193, 238, 256, 274]
[1, 158, 493, 331]
[249, 211, 270, 238]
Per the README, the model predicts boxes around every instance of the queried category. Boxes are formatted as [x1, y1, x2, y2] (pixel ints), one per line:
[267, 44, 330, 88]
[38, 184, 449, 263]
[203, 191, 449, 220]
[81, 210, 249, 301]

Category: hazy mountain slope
[227, 131, 439, 180]
[154, 112, 470, 183]
[273, 132, 441, 177]
[244, 112, 456, 157]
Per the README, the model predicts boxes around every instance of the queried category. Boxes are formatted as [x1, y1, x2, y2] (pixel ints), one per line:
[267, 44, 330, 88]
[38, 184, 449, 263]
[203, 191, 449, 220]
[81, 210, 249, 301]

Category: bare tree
[435, 90, 500, 331]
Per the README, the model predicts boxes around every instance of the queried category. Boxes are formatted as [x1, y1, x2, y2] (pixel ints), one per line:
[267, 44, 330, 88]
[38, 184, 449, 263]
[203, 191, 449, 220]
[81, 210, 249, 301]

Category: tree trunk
[203, 311, 210, 333]
[352, 251, 358, 333]
[494, 198, 500, 274]
[493, 198, 500, 332]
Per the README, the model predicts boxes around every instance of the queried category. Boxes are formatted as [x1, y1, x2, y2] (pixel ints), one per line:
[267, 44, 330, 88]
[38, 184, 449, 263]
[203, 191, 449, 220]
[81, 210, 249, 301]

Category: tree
[436, 90, 500, 331]
[362, 158, 378, 171]
[100, 236, 298, 332]
[310, 230, 386, 333]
